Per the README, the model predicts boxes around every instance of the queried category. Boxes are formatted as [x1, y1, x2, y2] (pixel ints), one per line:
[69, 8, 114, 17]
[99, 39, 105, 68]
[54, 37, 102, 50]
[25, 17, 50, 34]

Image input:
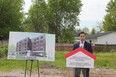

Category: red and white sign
[64, 48, 96, 68]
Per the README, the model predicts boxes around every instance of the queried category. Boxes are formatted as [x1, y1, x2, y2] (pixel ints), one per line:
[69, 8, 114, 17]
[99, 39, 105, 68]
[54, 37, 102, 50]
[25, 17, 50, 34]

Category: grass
[0, 51, 116, 71]
[94, 52, 116, 69]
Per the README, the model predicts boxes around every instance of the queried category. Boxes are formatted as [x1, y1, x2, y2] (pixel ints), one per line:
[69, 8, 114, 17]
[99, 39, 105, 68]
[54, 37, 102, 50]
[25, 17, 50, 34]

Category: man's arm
[73, 44, 76, 50]
[72, 42, 79, 50]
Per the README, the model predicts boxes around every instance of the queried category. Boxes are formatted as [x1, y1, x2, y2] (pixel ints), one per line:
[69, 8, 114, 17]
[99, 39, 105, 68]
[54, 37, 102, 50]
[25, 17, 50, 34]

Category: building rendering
[16, 35, 46, 53]
[16, 37, 32, 52]
[31, 35, 45, 51]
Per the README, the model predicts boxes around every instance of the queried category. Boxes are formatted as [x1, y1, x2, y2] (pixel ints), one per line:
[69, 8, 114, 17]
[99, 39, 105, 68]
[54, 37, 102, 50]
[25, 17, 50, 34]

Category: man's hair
[78, 32, 86, 36]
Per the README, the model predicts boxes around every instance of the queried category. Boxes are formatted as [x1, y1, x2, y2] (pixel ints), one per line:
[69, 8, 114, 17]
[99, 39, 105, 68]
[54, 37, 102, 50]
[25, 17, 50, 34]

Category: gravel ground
[0, 68, 116, 77]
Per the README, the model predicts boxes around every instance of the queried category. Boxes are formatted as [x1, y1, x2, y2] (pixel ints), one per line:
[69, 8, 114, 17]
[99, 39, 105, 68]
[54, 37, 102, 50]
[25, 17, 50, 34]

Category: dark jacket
[73, 41, 93, 53]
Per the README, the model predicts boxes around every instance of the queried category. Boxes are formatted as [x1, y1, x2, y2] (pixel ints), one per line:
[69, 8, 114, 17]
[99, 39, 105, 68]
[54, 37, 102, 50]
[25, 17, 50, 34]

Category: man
[73, 32, 93, 77]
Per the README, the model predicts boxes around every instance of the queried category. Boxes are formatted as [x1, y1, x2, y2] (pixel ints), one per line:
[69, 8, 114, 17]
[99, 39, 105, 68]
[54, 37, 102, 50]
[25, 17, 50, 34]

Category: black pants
[74, 68, 90, 77]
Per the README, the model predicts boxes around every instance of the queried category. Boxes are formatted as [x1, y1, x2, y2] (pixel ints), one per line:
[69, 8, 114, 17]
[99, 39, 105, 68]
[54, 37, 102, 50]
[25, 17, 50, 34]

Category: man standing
[73, 32, 93, 77]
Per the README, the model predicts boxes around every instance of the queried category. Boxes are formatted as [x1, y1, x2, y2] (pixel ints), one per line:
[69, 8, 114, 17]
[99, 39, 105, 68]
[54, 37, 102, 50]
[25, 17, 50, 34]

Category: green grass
[0, 59, 25, 71]
[94, 52, 116, 69]
[0, 51, 116, 71]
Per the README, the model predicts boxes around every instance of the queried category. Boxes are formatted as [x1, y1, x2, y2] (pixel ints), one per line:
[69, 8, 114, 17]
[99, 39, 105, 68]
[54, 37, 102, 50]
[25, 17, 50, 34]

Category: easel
[24, 60, 40, 77]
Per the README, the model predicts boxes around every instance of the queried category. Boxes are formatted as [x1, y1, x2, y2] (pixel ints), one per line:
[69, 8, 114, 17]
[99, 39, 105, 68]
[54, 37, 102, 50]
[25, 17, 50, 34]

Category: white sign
[8, 31, 55, 61]
[66, 52, 94, 68]
[65, 48, 96, 68]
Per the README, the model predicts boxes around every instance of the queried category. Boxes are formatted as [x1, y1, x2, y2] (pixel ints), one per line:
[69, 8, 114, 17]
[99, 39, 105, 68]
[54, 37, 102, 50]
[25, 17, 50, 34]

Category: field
[0, 51, 116, 71]
[0, 51, 116, 77]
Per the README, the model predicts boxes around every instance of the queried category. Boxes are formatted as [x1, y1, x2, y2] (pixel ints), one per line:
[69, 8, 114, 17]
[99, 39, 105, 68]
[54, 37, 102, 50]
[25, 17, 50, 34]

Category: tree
[47, 0, 82, 43]
[63, 26, 75, 43]
[82, 27, 89, 34]
[96, 22, 103, 32]
[103, 0, 116, 31]
[24, 0, 82, 43]
[76, 28, 82, 33]
[0, 0, 24, 39]
[23, 0, 48, 32]
[90, 28, 96, 35]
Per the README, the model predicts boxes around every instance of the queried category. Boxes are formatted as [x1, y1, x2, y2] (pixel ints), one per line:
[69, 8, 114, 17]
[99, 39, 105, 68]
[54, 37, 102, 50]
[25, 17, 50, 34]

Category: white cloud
[78, 0, 111, 31]
[79, 0, 110, 21]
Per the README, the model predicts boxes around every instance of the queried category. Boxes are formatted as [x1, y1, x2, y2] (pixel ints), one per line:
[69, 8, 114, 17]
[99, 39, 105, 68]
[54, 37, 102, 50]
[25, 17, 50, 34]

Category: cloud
[79, 0, 110, 21]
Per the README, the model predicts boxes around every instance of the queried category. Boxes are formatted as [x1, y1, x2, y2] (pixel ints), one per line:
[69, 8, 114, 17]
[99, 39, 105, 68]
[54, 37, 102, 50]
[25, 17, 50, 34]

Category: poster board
[8, 31, 55, 61]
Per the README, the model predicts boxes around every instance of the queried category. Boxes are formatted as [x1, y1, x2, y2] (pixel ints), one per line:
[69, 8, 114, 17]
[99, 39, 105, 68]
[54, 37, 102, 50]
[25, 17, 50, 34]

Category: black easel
[24, 60, 40, 77]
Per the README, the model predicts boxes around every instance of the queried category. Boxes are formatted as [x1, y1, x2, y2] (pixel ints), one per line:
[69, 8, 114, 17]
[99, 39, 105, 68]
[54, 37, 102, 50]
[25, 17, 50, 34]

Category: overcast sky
[23, 0, 111, 31]
[78, 0, 110, 31]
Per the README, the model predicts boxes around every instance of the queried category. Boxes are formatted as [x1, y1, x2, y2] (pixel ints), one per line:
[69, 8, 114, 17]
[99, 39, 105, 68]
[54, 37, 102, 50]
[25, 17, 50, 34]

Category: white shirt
[79, 41, 85, 48]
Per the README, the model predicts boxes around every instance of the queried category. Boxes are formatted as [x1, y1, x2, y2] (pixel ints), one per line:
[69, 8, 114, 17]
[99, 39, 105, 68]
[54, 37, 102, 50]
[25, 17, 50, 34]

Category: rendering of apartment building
[16, 37, 32, 52]
[31, 35, 45, 51]
[16, 35, 45, 53]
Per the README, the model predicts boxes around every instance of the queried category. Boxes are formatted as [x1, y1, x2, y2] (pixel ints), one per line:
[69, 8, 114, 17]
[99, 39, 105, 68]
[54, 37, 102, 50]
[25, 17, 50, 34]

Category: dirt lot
[0, 67, 116, 77]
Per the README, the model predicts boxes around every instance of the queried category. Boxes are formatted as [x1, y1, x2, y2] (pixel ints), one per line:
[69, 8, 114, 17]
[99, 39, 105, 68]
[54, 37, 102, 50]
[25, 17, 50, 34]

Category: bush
[0, 46, 8, 58]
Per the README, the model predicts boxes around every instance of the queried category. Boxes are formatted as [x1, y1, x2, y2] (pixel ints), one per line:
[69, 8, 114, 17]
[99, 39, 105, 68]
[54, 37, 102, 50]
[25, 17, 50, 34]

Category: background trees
[0, 0, 24, 39]
[24, 0, 82, 43]
[103, 0, 116, 31]
[90, 28, 96, 35]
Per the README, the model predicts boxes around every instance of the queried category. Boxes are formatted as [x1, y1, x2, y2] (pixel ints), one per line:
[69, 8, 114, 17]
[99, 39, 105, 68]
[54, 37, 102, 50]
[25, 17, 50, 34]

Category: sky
[23, 0, 111, 31]
[23, 0, 32, 13]
[78, 0, 111, 31]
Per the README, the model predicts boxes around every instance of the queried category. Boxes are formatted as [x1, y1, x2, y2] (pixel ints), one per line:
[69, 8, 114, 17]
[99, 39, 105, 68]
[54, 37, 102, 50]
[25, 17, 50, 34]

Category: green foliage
[63, 27, 75, 43]
[24, 0, 82, 43]
[23, 0, 48, 32]
[90, 28, 96, 35]
[76, 28, 82, 33]
[0, 0, 24, 38]
[82, 27, 90, 34]
[0, 46, 8, 58]
[103, 0, 116, 31]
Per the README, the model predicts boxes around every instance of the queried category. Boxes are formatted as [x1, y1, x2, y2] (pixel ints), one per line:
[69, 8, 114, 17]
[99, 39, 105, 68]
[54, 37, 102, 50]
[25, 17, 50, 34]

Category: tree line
[0, 0, 116, 43]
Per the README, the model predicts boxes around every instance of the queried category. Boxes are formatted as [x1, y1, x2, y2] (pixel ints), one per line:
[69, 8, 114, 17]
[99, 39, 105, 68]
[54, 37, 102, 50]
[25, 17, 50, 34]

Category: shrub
[0, 46, 8, 58]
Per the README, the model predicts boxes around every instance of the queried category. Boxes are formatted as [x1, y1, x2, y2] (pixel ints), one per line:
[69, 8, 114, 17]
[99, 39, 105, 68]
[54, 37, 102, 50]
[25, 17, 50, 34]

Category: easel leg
[24, 60, 40, 77]
[37, 60, 39, 77]
[30, 60, 33, 77]
[24, 60, 28, 77]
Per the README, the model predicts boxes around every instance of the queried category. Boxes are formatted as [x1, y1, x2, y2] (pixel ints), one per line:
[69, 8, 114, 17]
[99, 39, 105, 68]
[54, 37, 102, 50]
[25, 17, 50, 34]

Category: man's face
[79, 34, 86, 41]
